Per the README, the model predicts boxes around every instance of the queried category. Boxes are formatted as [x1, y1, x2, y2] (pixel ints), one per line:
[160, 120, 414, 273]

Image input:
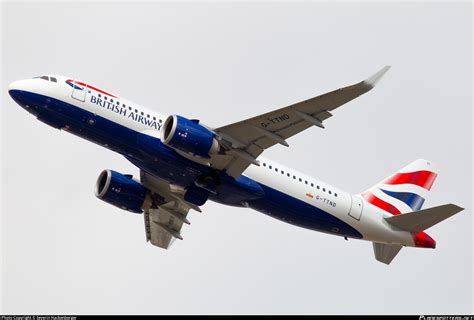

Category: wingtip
[365, 65, 391, 88]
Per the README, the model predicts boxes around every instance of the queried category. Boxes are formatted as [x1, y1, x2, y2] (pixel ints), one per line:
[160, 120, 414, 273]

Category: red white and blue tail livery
[8, 68, 464, 265]
[362, 159, 438, 215]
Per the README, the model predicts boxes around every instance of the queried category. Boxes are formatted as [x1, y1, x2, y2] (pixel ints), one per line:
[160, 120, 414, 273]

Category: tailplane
[374, 204, 464, 265]
[385, 204, 464, 235]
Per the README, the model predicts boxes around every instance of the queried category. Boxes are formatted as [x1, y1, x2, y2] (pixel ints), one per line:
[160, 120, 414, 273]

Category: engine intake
[95, 170, 150, 213]
[161, 115, 219, 158]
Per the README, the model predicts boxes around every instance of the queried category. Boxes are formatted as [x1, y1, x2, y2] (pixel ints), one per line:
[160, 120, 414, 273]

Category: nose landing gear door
[70, 79, 87, 102]
[349, 195, 363, 220]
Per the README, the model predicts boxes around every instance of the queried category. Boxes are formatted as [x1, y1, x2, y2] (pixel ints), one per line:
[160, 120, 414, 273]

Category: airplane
[8, 66, 464, 265]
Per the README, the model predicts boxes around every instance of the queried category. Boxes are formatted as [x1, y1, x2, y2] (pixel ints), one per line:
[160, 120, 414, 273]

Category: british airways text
[90, 96, 161, 130]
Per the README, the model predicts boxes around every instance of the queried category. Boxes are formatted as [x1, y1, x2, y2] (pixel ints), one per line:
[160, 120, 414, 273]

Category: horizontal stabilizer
[373, 242, 403, 265]
[385, 204, 464, 233]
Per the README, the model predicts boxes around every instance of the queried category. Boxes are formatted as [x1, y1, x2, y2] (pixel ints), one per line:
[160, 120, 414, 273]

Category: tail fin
[361, 159, 438, 215]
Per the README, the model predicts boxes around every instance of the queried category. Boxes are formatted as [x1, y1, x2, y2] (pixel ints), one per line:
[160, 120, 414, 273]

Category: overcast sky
[1, 1, 472, 314]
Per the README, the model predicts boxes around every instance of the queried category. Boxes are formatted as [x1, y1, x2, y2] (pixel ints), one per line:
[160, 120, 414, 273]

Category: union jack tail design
[361, 159, 438, 215]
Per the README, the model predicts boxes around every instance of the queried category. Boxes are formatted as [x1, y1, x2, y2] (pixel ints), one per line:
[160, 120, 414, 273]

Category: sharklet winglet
[364, 65, 391, 88]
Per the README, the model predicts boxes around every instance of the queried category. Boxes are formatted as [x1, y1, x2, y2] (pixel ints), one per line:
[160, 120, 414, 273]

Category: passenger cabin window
[258, 162, 331, 194]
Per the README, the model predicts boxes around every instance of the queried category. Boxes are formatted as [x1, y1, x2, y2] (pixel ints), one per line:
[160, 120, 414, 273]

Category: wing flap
[146, 208, 173, 248]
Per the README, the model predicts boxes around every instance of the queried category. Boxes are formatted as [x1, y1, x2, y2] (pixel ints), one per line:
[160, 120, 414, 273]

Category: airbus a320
[9, 66, 464, 264]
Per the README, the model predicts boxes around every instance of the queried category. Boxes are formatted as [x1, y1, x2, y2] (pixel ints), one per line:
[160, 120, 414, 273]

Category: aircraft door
[70, 79, 87, 102]
[349, 195, 363, 220]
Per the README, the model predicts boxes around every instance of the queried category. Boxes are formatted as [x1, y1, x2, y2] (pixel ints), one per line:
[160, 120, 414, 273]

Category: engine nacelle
[95, 170, 149, 213]
[161, 115, 219, 158]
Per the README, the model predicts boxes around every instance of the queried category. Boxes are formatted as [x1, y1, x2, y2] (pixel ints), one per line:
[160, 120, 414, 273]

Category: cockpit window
[33, 75, 57, 82]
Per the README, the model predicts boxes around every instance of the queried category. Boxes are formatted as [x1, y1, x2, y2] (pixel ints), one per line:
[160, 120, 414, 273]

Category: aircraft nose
[9, 80, 33, 108]
[9, 82, 23, 104]
[9, 79, 28, 92]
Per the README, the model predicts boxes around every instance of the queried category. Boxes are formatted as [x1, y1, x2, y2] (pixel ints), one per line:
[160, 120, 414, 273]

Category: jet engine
[95, 169, 150, 213]
[161, 115, 219, 158]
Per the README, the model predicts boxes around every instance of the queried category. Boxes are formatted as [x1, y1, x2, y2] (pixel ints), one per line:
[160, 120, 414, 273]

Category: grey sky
[1, 1, 472, 314]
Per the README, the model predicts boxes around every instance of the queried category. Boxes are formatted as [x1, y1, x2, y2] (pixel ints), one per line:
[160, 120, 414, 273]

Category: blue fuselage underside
[11, 90, 362, 239]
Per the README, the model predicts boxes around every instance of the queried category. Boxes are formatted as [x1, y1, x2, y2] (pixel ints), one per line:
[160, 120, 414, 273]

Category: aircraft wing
[210, 66, 390, 178]
[140, 169, 201, 249]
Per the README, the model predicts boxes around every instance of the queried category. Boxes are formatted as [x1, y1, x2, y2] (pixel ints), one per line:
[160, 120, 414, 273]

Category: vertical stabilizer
[361, 159, 438, 215]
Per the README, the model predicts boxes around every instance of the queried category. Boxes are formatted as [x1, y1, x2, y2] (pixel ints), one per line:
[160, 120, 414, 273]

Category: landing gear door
[349, 195, 363, 220]
[70, 79, 87, 102]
